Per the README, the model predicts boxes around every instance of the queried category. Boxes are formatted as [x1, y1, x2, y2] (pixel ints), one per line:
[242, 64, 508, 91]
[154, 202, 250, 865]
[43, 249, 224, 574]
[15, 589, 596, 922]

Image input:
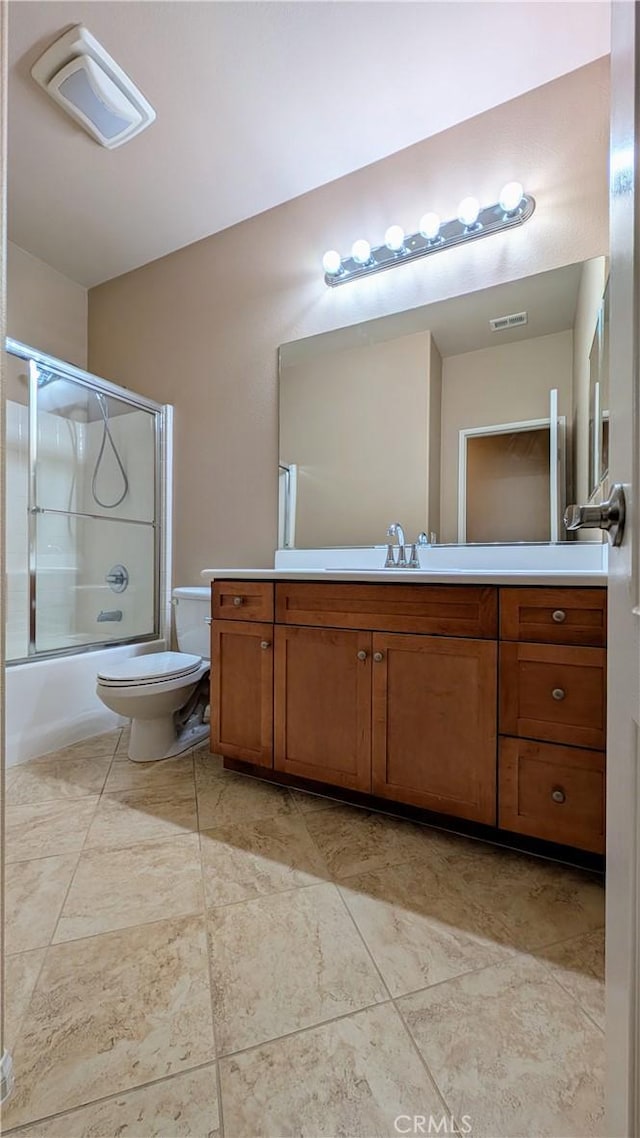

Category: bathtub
[6, 639, 167, 767]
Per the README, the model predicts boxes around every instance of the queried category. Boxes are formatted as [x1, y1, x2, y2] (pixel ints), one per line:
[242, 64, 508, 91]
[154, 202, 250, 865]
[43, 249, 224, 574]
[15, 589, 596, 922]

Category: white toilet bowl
[97, 651, 210, 762]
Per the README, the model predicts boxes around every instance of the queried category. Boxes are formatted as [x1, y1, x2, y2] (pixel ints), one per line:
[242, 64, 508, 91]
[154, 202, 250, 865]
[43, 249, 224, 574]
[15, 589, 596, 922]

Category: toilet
[96, 586, 211, 762]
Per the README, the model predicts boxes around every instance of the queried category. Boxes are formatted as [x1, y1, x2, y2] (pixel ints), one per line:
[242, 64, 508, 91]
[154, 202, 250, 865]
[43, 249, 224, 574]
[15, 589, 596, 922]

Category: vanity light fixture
[323, 182, 535, 287]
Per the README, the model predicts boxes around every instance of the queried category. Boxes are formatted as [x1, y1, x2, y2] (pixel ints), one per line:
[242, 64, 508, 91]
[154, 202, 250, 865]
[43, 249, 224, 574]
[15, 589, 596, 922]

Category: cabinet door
[211, 620, 273, 767]
[274, 625, 372, 791]
[372, 633, 497, 823]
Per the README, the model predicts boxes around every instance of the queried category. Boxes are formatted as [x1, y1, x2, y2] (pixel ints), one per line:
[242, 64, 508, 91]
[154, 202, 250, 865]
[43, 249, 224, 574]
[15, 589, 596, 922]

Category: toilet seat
[97, 651, 204, 688]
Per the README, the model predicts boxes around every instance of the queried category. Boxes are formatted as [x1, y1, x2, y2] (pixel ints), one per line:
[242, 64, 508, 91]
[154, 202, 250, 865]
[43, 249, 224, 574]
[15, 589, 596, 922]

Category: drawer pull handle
[357, 650, 368, 661]
[551, 787, 567, 804]
[260, 640, 271, 650]
[552, 609, 567, 623]
[233, 596, 244, 607]
[552, 688, 566, 701]
[373, 651, 384, 663]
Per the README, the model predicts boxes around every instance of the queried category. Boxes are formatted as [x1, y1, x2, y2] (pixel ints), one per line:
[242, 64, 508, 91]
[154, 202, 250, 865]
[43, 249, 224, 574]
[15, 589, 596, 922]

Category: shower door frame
[5, 337, 173, 662]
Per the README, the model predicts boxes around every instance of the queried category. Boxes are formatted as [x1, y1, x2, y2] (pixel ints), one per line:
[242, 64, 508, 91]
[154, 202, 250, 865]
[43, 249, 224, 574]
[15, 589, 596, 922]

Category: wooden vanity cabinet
[210, 580, 607, 856]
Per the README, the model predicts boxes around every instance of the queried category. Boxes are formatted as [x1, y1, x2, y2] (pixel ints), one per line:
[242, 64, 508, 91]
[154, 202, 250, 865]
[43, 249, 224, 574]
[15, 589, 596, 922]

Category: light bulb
[457, 197, 480, 228]
[419, 212, 441, 241]
[385, 225, 405, 252]
[322, 249, 342, 276]
[498, 181, 524, 214]
[351, 239, 371, 265]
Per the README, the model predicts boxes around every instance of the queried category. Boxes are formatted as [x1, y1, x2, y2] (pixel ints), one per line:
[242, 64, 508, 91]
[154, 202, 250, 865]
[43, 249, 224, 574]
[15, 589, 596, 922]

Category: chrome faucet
[385, 522, 407, 567]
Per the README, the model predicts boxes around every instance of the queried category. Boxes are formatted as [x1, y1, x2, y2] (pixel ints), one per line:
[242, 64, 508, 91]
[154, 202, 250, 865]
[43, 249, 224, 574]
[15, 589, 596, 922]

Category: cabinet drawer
[499, 737, 605, 853]
[500, 642, 606, 749]
[276, 583, 497, 638]
[212, 581, 274, 622]
[500, 587, 606, 647]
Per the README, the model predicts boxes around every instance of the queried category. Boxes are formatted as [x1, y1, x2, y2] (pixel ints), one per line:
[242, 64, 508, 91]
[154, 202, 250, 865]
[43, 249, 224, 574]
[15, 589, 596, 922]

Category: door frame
[605, 2, 640, 1132]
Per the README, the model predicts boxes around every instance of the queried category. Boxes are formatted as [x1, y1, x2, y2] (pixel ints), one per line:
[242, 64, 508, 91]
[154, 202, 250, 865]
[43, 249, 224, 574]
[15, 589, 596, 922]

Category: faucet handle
[407, 543, 419, 569]
[384, 543, 396, 568]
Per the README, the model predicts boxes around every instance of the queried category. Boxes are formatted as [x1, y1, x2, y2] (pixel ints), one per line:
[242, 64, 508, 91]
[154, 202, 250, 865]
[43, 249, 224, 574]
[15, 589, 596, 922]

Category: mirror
[588, 278, 610, 498]
[279, 256, 607, 548]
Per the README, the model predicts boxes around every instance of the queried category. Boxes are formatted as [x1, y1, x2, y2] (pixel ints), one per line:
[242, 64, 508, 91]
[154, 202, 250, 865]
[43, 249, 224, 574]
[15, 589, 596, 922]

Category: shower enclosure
[5, 338, 172, 663]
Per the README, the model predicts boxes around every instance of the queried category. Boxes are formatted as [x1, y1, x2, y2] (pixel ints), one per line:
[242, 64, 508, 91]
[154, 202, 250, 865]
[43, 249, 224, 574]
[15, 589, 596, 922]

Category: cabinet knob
[260, 640, 271, 650]
[233, 596, 244, 607]
[205, 615, 212, 625]
[552, 609, 567, 623]
[551, 786, 567, 804]
[356, 650, 368, 661]
[373, 651, 384, 663]
[552, 688, 566, 701]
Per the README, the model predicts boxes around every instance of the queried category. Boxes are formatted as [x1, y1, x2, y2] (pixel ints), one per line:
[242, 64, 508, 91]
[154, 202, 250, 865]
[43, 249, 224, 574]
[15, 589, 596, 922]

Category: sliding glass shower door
[5, 340, 171, 661]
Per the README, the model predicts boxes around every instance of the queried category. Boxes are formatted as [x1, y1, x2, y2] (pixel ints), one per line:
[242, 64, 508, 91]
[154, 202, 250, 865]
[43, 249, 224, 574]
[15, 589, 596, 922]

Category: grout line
[391, 994, 460, 1127]
[196, 792, 226, 1138]
[1, 1060, 220, 1136]
[215, 996, 395, 1062]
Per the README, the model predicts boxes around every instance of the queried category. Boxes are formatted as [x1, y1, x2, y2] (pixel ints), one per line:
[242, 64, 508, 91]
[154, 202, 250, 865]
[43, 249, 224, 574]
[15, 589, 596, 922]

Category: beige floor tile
[6, 797, 99, 862]
[103, 754, 195, 793]
[304, 805, 441, 880]
[288, 788, 342, 814]
[54, 834, 204, 943]
[6, 854, 78, 953]
[437, 841, 605, 950]
[200, 814, 329, 907]
[2, 915, 216, 1130]
[398, 955, 605, 1138]
[10, 1066, 220, 1137]
[220, 1003, 445, 1138]
[538, 929, 606, 1030]
[340, 858, 514, 997]
[4, 948, 47, 1051]
[207, 881, 387, 1054]
[6, 751, 113, 807]
[84, 785, 197, 851]
[193, 750, 226, 784]
[196, 769, 296, 829]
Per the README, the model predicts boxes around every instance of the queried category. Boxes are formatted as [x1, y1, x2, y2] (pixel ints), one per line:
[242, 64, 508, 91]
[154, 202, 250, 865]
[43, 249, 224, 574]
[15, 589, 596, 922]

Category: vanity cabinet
[210, 580, 607, 856]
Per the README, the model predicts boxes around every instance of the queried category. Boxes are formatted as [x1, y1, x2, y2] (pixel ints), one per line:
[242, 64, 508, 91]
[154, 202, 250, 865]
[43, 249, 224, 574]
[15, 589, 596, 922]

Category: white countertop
[201, 567, 608, 587]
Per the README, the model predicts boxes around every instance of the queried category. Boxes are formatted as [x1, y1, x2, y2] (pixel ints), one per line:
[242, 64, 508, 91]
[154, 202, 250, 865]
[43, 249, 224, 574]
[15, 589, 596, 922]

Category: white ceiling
[8, 1, 610, 288]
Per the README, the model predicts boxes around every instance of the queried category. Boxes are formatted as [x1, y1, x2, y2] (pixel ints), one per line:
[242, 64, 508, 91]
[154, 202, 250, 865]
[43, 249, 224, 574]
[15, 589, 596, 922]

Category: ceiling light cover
[31, 24, 156, 149]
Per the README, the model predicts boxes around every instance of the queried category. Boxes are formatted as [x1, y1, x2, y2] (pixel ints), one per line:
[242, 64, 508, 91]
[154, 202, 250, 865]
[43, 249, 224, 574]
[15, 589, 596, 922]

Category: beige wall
[280, 330, 435, 547]
[440, 330, 574, 542]
[7, 241, 87, 377]
[88, 60, 609, 583]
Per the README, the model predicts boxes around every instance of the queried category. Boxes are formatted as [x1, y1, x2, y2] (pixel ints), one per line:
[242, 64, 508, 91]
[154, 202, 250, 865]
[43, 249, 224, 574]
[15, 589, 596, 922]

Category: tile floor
[2, 728, 606, 1138]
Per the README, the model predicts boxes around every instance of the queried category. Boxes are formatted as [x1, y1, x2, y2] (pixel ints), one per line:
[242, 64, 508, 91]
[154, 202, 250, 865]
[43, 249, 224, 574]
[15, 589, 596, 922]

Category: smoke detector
[489, 311, 528, 332]
[31, 25, 156, 149]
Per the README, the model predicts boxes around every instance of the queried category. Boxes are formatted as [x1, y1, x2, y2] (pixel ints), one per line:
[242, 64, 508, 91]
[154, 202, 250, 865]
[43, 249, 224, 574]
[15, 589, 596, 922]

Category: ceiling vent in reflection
[31, 25, 155, 149]
[489, 311, 528, 332]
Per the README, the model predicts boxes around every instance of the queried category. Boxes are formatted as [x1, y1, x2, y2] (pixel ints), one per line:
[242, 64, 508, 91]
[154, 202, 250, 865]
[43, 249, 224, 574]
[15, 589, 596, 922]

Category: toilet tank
[173, 586, 211, 659]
